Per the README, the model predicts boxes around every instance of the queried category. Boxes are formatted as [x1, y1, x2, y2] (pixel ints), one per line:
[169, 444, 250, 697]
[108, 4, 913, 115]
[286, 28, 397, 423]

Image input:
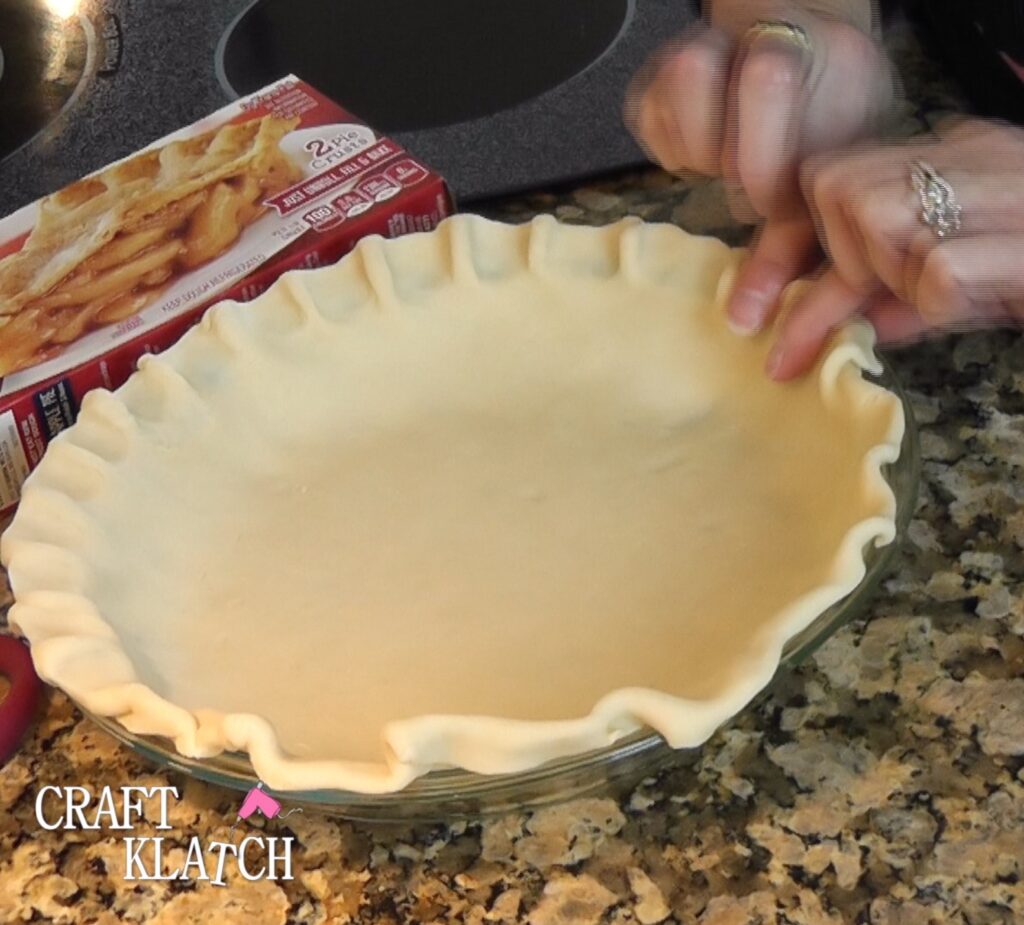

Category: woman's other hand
[625, 1, 896, 335]
[768, 119, 1024, 380]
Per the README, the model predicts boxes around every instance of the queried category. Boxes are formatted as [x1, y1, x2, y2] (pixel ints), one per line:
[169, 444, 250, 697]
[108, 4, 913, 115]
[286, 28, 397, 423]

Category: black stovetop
[0, 0, 694, 217]
[222, 0, 632, 133]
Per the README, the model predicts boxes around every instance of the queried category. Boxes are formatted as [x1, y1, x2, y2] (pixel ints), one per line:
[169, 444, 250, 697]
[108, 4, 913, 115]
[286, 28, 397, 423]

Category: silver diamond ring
[910, 160, 963, 239]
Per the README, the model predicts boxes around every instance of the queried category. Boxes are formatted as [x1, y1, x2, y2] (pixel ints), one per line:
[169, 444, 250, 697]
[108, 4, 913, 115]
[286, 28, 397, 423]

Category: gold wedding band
[743, 19, 815, 56]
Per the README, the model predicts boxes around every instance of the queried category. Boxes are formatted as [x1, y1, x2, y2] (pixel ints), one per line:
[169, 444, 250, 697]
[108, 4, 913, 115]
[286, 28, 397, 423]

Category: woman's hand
[768, 118, 1024, 380]
[625, 0, 896, 333]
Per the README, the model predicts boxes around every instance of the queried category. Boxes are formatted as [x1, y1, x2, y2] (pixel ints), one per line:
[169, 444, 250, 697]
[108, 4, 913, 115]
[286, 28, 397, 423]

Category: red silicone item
[0, 635, 41, 764]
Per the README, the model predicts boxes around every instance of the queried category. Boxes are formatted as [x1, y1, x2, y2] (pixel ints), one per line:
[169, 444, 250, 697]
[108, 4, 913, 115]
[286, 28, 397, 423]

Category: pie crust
[1, 215, 904, 793]
[0, 114, 301, 376]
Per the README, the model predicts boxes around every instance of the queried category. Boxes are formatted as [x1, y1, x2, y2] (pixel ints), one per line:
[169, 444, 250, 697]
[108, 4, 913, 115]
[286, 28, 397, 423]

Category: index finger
[766, 268, 872, 380]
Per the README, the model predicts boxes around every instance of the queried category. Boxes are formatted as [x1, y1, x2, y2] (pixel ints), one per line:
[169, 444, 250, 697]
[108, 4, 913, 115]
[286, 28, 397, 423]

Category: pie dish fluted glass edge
[76, 355, 919, 822]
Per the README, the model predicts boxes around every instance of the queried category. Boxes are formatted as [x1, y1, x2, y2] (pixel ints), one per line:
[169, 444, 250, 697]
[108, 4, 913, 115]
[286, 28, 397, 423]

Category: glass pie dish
[77, 356, 919, 823]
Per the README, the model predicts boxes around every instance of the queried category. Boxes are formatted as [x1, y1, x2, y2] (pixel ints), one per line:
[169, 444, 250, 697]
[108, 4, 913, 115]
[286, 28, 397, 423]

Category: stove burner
[219, 0, 631, 133]
[0, 0, 90, 165]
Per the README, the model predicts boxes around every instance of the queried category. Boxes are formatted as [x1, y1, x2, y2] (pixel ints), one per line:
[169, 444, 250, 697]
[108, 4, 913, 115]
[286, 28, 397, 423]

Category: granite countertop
[2, 17, 1023, 925]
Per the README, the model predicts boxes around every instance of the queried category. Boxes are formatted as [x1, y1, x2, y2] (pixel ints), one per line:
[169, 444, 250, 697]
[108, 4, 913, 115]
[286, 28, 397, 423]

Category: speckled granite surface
[2, 17, 1023, 925]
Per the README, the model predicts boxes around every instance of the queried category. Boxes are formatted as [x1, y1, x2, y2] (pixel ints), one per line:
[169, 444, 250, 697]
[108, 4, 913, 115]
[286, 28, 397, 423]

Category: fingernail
[728, 291, 767, 336]
[765, 344, 786, 380]
[743, 25, 815, 83]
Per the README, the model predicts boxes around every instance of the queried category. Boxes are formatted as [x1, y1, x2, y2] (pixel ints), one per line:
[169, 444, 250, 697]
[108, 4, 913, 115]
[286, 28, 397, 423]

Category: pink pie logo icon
[234, 782, 301, 827]
[238, 782, 281, 821]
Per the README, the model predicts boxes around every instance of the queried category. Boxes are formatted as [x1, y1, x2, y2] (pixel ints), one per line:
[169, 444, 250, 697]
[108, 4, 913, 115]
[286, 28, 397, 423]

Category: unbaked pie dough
[2, 215, 904, 793]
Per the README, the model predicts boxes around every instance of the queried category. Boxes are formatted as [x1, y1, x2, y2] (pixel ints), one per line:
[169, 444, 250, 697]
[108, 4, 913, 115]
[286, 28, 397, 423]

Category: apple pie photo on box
[0, 76, 454, 399]
[0, 113, 301, 378]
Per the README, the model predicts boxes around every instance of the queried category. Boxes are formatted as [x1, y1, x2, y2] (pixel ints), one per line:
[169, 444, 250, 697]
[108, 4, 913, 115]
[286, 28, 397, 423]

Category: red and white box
[0, 75, 454, 513]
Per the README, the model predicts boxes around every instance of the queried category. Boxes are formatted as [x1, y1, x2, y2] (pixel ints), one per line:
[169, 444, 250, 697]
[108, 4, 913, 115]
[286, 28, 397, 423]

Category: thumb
[726, 214, 819, 335]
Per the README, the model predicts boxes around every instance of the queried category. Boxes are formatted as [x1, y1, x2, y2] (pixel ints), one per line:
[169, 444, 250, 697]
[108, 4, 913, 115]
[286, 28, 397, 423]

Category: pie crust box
[0, 75, 453, 515]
